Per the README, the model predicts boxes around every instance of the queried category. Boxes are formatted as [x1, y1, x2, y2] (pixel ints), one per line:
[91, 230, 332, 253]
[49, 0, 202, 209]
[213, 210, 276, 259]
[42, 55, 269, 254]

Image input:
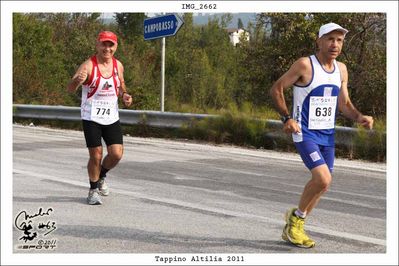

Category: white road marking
[14, 168, 386, 247]
[277, 181, 386, 201]
[14, 124, 387, 175]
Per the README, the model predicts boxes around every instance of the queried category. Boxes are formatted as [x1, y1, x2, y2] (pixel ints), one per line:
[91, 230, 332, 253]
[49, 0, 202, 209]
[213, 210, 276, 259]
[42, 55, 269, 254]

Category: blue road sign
[144, 14, 184, 40]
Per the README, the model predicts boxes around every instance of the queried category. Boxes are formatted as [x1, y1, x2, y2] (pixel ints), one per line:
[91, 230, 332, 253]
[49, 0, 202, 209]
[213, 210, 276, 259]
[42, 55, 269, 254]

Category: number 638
[315, 107, 332, 117]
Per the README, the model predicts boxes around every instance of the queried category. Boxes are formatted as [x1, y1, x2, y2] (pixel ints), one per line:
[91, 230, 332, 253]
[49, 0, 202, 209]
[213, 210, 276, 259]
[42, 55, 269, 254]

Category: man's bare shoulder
[337, 61, 348, 82]
[73, 58, 92, 75]
[289, 56, 312, 74]
[115, 59, 124, 72]
[83, 58, 93, 67]
[294, 57, 312, 68]
[337, 61, 347, 70]
[77, 58, 93, 71]
[115, 58, 124, 66]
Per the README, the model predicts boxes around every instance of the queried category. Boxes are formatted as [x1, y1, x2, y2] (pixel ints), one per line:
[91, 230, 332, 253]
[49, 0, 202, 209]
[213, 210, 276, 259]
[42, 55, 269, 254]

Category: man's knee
[311, 165, 332, 192]
[111, 151, 123, 161]
[89, 147, 103, 163]
[317, 176, 332, 192]
[108, 145, 123, 162]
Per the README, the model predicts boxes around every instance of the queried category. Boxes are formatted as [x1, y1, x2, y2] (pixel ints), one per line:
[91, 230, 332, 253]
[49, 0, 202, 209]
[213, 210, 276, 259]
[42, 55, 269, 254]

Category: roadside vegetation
[13, 13, 386, 162]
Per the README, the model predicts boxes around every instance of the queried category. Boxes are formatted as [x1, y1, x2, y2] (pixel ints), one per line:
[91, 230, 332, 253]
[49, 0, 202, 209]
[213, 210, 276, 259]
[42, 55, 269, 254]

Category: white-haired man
[270, 23, 374, 248]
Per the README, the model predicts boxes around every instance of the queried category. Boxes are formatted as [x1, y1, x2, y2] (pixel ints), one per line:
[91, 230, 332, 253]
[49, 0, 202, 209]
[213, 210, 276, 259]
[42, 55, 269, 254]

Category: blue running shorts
[294, 140, 335, 173]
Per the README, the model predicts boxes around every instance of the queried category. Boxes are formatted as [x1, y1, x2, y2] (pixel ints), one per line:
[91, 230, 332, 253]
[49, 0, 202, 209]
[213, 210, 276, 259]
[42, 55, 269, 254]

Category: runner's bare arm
[67, 59, 92, 92]
[270, 58, 311, 115]
[117, 61, 132, 107]
[338, 62, 373, 129]
[270, 58, 310, 133]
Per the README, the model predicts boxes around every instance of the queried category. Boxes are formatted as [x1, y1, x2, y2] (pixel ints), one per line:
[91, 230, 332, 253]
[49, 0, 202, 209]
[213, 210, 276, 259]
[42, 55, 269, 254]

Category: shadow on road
[13, 196, 87, 205]
[53, 224, 297, 253]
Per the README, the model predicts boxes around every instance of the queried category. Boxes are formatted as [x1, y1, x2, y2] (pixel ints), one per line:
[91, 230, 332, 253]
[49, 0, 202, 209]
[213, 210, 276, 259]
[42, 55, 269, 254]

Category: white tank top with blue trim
[292, 55, 341, 146]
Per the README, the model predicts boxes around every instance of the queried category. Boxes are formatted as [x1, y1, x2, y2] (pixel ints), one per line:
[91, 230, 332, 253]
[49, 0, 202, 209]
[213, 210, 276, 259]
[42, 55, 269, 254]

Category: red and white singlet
[81, 56, 121, 125]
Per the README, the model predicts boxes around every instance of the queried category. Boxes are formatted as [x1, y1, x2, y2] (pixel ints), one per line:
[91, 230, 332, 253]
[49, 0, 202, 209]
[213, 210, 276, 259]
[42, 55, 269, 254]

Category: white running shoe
[98, 179, 109, 196]
[87, 189, 102, 205]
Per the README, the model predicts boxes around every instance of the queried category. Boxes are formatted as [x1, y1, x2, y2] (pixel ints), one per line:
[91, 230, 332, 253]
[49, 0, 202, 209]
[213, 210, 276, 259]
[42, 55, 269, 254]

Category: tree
[13, 13, 70, 105]
[12, 12, 386, 123]
[238, 18, 244, 29]
[239, 13, 386, 122]
[114, 13, 147, 42]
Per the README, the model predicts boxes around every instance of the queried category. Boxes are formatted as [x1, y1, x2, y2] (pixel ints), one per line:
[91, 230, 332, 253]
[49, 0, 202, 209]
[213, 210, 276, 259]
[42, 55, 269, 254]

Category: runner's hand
[283, 119, 301, 134]
[357, 115, 374, 130]
[122, 93, 132, 107]
[74, 70, 87, 85]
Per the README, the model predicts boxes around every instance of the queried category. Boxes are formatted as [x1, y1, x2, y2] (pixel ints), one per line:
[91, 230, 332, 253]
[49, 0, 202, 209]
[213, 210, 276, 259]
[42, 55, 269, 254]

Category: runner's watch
[281, 115, 291, 124]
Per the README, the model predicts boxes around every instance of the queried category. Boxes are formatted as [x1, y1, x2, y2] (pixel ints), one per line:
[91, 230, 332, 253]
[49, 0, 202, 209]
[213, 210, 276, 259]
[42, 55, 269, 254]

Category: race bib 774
[91, 100, 117, 122]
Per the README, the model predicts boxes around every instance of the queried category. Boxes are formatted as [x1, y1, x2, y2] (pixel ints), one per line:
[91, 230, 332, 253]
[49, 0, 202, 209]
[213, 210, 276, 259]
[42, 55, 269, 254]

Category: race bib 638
[308, 96, 337, 130]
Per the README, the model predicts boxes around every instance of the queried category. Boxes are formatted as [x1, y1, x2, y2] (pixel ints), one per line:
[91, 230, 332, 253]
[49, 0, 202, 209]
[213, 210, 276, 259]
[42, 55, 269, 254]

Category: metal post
[161, 37, 165, 112]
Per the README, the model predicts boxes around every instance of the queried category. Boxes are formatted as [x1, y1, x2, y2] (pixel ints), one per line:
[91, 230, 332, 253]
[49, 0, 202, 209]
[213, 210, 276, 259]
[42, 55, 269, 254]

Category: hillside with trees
[13, 12, 386, 126]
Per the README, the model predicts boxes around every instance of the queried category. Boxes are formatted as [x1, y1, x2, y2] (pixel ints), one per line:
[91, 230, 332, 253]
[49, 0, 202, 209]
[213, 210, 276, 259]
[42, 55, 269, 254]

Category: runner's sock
[90, 180, 99, 189]
[295, 208, 307, 219]
[100, 166, 109, 179]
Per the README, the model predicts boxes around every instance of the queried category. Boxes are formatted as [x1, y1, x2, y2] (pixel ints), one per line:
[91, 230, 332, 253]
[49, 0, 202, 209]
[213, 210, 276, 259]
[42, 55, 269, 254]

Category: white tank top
[81, 56, 121, 125]
[292, 55, 341, 145]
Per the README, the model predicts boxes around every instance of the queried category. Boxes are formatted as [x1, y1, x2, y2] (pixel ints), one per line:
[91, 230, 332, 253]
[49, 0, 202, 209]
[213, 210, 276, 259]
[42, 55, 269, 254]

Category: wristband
[281, 115, 291, 124]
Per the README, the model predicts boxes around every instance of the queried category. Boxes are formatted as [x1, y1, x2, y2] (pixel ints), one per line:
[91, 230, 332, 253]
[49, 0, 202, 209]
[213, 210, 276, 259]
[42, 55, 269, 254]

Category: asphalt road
[12, 124, 386, 255]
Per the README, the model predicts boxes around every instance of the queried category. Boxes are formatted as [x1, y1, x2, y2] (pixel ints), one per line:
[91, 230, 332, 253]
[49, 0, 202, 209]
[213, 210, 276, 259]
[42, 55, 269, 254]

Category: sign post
[144, 14, 184, 112]
[161, 37, 165, 112]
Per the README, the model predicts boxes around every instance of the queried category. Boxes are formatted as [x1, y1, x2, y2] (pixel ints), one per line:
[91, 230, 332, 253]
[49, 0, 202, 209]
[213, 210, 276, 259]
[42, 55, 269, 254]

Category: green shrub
[352, 120, 386, 161]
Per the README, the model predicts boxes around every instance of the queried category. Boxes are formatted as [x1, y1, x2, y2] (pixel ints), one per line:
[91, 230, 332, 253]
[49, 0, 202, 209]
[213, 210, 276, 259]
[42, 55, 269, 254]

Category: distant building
[227, 28, 250, 46]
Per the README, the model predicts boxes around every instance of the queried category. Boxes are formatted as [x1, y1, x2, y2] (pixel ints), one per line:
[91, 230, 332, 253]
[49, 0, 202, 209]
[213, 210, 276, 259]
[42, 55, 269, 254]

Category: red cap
[97, 31, 117, 44]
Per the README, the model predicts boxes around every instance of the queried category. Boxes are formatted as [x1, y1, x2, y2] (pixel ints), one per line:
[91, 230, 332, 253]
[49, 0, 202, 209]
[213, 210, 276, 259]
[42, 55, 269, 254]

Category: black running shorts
[82, 120, 123, 148]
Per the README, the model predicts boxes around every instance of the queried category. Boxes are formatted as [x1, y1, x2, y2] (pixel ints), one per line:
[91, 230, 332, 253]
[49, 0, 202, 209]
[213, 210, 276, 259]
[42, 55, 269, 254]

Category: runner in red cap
[67, 30, 132, 205]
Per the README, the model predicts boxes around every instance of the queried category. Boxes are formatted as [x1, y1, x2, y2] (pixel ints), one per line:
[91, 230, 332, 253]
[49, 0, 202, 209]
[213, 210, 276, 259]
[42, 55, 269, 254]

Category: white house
[227, 28, 250, 46]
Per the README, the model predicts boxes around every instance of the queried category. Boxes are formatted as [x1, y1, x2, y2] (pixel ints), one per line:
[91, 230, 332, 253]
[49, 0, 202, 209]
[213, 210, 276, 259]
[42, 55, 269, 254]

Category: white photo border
[1, 1, 398, 265]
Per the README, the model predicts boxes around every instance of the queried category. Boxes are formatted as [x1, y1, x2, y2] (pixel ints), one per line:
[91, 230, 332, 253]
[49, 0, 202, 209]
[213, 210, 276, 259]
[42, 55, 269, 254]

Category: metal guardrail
[12, 104, 216, 128]
[13, 104, 379, 148]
